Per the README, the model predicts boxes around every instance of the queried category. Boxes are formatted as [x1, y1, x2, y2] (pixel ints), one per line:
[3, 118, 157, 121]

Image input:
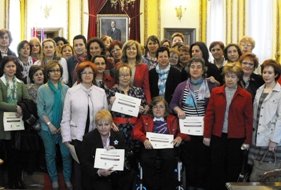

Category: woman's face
[111, 45, 122, 61]
[33, 69, 44, 85]
[96, 119, 111, 137]
[48, 65, 61, 82]
[89, 42, 102, 57]
[152, 101, 166, 118]
[147, 40, 159, 54]
[191, 45, 203, 59]
[30, 42, 40, 54]
[3, 61, 16, 78]
[81, 67, 94, 85]
[262, 66, 277, 85]
[210, 44, 224, 60]
[126, 44, 137, 59]
[227, 46, 239, 62]
[19, 43, 31, 58]
[241, 57, 255, 76]
[157, 50, 170, 69]
[189, 61, 204, 80]
[118, 67, 131, 87]
[43, 41, 55, 58]
[169, 52, 179, 66]
[172, 36, 183, 46]
[179, 50, 191, 65]
[94, 57, 106, 74]
[240, 40, 253, 54]
[103, 38, 111, 49]
[0, 33, 10, 48]
[62, 46, 73, 59]
[56, 40, 64, 49]
[224, 72, 239, 88]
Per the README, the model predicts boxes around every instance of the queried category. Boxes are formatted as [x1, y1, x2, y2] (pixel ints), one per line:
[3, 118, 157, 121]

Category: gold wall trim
[157, 0, 160, 39]
[199, 0, 207, 41]
[67, 0, 70, 40]
[276, 0, 280, 62]
[226, 0, 233, 44]
[237, 0, 245, 41]
[81, 0, 84, 35]
[20, 0, 26, 40]
[5, 0, 9, 29]
[144, 1, 148, 42]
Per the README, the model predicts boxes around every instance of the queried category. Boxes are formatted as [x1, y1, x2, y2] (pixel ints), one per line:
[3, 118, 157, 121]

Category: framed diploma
[179, 116, 204, 136]
[3, 112, 24, 131]
[111, 93, 141, 117]
[146, 132, 174, 149]
[94, 148, 125, 171]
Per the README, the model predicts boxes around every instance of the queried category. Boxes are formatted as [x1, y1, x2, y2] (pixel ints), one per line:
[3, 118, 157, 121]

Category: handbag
[237, 150, 250, 182]
[250, 150, 281, 182]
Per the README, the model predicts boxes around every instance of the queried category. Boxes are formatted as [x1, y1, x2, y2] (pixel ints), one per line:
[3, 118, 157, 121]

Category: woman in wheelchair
[133, 96, 186, 190]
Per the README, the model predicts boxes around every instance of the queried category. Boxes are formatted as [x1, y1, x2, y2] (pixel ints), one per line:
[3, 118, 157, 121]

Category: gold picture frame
[97, 14, 129, 42]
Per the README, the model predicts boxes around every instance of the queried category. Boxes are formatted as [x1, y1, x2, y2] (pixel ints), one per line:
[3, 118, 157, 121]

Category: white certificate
[179, 116, 204, 136]
[3, 112, 24, 131]
[94, 148, 125, 171]
[111, 93, 141, 117]
[146, 132, 174, 149]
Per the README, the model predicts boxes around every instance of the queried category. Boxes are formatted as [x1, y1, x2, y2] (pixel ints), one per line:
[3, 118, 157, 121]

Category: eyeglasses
[81, 72, 94, 75]
[119, 74, 130, 78]
[49, 69, 61, 73]
[242, 62, 255, 67]
[240, 43, 252, 47]
[152, 105, 165, 109]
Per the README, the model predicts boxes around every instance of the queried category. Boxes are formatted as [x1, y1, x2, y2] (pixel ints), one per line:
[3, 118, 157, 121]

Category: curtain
[87, 0, 107, 39]
[98, 0, 140, 42]
[247, 0, 273, 64]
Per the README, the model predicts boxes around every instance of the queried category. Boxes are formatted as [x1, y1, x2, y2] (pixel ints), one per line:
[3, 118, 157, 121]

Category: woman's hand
[173, 136, 182, 147]
[106, 146, 115, 150]
[97, 168, 114, 177]
[16, 106, 22, 117]
[111, 123, 119, 132]
[144, 139, 153, 149]
[206, 76, 220, 85]
[49, 123, 59, 134]
[109, 96, 116, 105]
[143, 105, 150, 114]
[203, 137, 211, 146]
[269, 141, 277, 152]
[139, 106, 145, 113]
[176, 109, 186, 119]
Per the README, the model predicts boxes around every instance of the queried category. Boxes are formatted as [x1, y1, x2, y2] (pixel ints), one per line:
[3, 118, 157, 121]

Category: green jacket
[0, 80, 30, 140]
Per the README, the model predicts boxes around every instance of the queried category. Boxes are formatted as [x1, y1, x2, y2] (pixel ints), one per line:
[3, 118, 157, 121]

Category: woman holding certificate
[0, 56, 30, 188]
[79, 109, 133, 190]
[108, 64, 147, 170]
[170, 57, 216, 190]
[133, 96, 185, 190]
[61, 61, 108, 190]
[37, 60, 72, 190]
[203, 62, 253, 190]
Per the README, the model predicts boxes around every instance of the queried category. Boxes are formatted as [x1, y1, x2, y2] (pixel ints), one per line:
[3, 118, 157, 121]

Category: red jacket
[204, 85, 253, 144]
[132, 114, 187, 143]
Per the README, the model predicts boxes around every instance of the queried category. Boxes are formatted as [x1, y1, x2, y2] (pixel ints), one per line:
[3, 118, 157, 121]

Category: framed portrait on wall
[164, 28, 196, 45]
[97, 14, 129, 42]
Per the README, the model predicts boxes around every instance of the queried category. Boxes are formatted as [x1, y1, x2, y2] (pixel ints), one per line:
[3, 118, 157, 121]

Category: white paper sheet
[94, 148, 125, 171]
[146, 132, 174, 149]
[111, 93, 141, 117]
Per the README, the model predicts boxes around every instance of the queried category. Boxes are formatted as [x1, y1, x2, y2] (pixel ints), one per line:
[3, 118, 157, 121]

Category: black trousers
[180, 136, 211, 189]
[209, 134, 244, 190]
[140, 148, 177, 190]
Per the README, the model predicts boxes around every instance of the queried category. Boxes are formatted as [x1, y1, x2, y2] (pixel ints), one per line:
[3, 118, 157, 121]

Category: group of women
[0, 27, 280, 190]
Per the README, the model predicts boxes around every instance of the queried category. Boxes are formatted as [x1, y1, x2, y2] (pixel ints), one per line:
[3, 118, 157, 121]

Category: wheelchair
[135, 161, 185, 190]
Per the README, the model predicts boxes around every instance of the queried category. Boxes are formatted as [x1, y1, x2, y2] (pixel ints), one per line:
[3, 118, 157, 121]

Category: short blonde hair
[239, 36, 255, 49]
[223, 62, 243, 78]
[95, 109, 113, 124]
[121, 40, 142, 64]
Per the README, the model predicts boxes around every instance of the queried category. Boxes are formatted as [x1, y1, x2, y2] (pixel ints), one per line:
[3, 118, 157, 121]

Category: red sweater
[132, 114, 187, 143]
[204, 86, 253, 144]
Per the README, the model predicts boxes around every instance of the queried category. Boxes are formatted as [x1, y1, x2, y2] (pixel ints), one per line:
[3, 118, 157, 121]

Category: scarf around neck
[156, 64, 170, 97]
[48, 80, 63, 128]
[1, 75, 19, 104]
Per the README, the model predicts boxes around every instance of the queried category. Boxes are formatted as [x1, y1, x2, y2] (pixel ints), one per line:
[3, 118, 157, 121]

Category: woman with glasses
[61, 61, 108, 190]
[239, 53, 264, 100]
[109, 40, 123, 65]
[108, 64, 147, 174]
[37, 60, 71, 190]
